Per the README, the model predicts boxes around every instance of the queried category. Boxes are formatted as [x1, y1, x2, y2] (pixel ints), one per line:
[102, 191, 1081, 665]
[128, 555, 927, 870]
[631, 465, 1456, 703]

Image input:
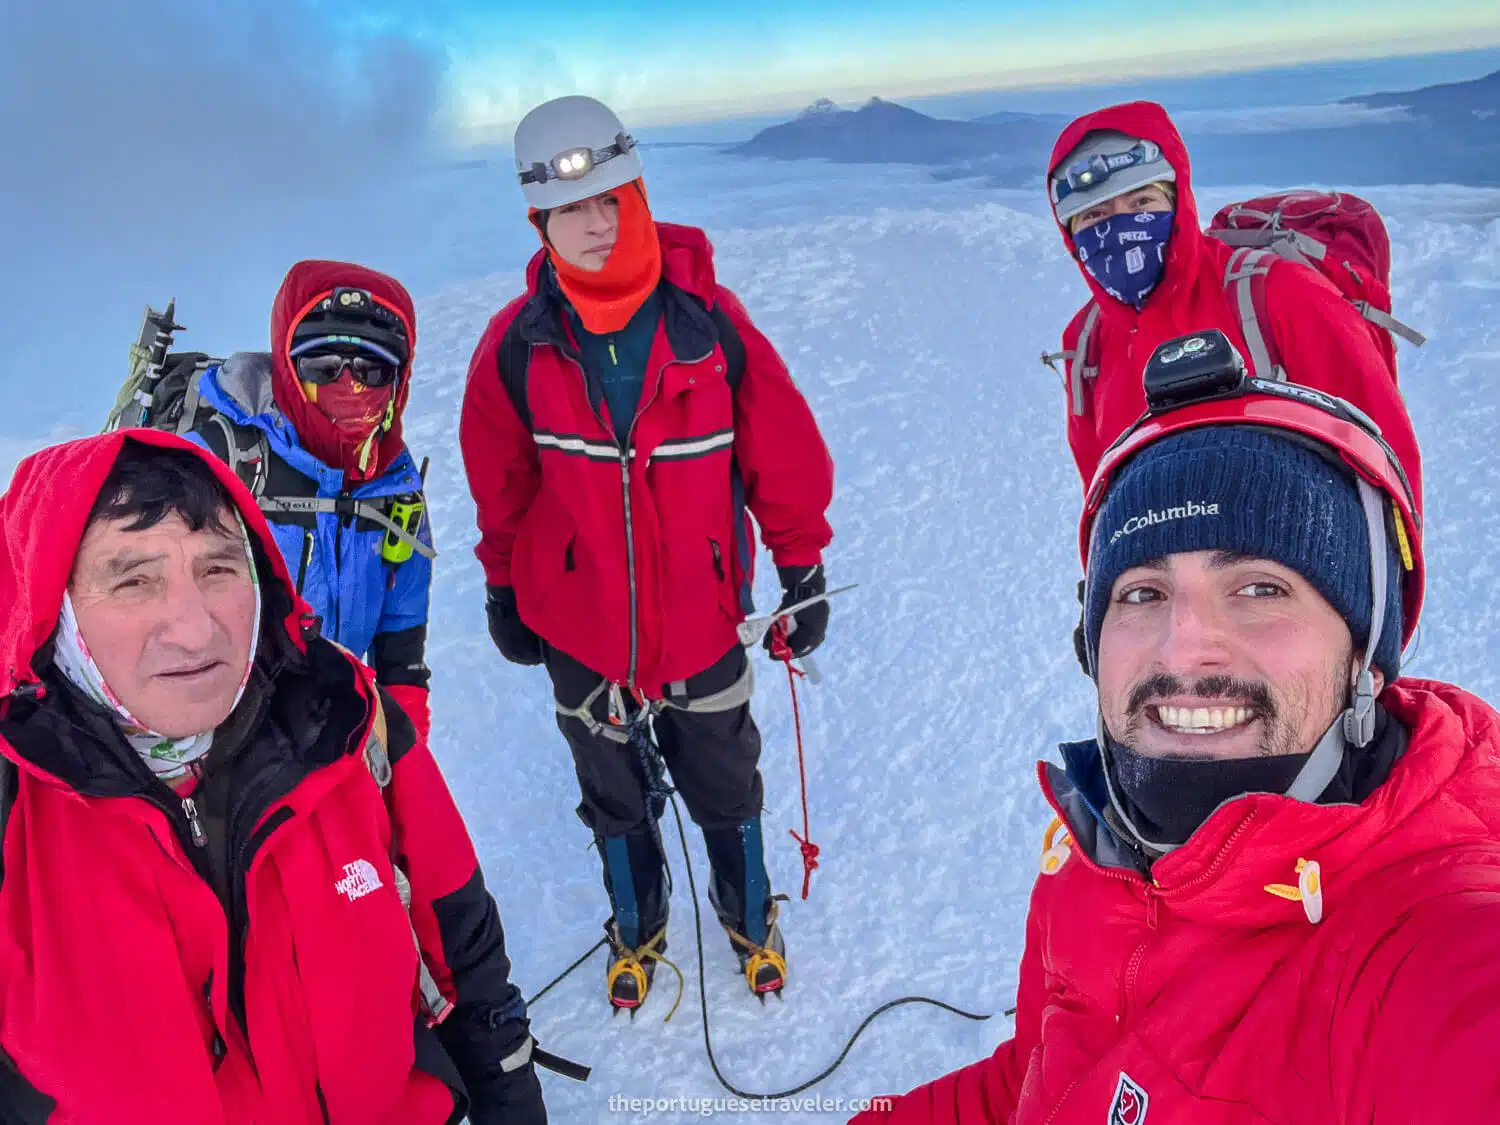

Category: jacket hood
[0, 430, 310, 700]
[269, 260, 417, 478]
[523, 221, 719, 306]
[1047, 101, 1205, 316]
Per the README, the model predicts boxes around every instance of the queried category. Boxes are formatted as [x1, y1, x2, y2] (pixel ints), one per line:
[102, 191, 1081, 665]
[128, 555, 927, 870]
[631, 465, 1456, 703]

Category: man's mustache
[1127, 673, 1276, 720]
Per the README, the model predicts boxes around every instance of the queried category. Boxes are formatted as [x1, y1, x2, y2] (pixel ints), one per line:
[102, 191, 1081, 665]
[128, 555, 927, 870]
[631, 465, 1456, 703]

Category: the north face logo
[334, 859, 384, 902]
[1108, 1072, 1149, 1125]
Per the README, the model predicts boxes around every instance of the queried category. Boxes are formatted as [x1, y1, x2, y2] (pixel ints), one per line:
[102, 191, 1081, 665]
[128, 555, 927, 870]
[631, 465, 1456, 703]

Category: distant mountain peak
[798, 98, 841, 120]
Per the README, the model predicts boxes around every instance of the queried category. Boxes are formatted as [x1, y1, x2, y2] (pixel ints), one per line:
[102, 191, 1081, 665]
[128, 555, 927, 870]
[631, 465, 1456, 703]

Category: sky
[311, 0, 1500, 139]
[2, 0, 1498, 442]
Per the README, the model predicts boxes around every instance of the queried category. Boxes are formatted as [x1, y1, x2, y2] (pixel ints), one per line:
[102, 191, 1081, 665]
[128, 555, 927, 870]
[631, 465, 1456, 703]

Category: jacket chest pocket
[659, 356, 732, 418]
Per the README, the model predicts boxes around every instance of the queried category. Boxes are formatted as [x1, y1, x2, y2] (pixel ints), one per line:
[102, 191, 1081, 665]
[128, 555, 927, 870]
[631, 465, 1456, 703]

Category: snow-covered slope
[393, 152, 1500, 1121]
[7, 148, 1497, 1121]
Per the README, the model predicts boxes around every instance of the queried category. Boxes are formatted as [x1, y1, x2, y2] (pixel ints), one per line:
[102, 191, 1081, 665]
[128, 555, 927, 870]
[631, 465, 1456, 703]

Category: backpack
[1042, 189, 1427, 417]
[102, 304, 435, 566]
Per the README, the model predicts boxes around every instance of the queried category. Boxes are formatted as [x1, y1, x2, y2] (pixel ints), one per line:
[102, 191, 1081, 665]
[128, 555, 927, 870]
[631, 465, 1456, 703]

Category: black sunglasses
[295, 351, 399, 388]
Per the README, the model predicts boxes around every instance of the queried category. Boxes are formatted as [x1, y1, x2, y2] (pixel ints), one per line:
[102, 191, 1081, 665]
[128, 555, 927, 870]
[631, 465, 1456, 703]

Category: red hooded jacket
[256, 260, 432, 745]
[0, 431, 539, 1124]
[1048, 103, 1424, 513]
[460, 222, 834, 692]
[269, 260, 418, 482]
[849, 680, 1500, 1124]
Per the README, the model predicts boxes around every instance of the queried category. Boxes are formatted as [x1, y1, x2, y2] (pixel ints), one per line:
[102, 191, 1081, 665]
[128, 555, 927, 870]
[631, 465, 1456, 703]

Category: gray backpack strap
[210, 414, 270, 498]
[1040, 302, 1102, 417]
[1210, 226, 1327, 268]
[1224, 247, 1283, 381]
[1355, 301, 1428, 348]
[258, 496, 437, 561]
[172, 365, 210, 436]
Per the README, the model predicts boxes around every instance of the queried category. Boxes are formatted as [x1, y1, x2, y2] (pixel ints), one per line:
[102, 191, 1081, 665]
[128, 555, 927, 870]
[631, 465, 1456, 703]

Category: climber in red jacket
[851, 332, 1500, 1123]
[459, 94, 835, 1012]
[1045, 100, 1423, 515]
[0, 431, 547, 1125]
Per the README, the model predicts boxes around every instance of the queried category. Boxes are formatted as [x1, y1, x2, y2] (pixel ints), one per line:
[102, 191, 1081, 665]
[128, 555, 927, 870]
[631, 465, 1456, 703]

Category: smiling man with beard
[851, 337, 1500, 1124]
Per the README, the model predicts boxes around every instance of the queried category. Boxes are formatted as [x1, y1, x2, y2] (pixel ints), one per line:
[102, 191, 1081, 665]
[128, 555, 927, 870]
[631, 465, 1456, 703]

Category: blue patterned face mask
[1074, 209, 1174, 309]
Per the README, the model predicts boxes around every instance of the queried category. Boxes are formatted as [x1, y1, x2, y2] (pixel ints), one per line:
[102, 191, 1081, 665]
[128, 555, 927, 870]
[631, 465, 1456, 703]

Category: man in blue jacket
[188, 259, 436, 742]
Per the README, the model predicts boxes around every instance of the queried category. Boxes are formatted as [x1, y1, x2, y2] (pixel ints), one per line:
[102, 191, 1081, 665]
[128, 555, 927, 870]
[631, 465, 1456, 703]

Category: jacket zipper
[562, 347, 695, 690]
[182, 796, 208, 849]
[1035, 764, 1153, 1125]
[620, 353, 707, 686]
[204, 972, 228, 1071]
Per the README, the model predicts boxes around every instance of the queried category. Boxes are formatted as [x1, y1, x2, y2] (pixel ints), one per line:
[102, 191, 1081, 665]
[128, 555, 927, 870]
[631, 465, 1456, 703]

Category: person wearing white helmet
[459, 94, 837, 1013]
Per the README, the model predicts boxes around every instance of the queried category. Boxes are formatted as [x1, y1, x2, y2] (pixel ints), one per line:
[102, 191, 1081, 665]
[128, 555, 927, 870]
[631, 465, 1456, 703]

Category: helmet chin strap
[1090, 476, 1391, 851]
[1344, 477, 1389, 750]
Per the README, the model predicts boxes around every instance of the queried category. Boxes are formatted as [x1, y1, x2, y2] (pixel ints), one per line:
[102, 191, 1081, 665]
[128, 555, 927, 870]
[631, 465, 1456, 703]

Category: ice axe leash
[770, 619, 819, 900]
[742, 581, 858, 899]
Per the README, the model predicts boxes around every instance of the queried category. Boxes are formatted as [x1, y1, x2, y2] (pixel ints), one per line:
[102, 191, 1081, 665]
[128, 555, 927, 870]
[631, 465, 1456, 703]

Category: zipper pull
[182, 796, 208, 848]
[608, 341, 618, 365]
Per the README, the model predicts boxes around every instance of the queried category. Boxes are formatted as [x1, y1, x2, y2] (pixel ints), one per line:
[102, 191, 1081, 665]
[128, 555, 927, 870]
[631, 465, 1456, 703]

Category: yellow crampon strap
[725, 900, 787, 994]
[607, 927, 684, 1021]
[742, 946, 788, 995]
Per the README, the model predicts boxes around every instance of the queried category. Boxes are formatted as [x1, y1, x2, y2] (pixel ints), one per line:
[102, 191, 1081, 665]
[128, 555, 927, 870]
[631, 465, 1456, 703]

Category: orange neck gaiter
[534, 180, 663, 335]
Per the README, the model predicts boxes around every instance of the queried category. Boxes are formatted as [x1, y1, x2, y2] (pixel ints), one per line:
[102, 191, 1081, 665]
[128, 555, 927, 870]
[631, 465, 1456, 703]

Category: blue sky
[316, 0, 1500, 139]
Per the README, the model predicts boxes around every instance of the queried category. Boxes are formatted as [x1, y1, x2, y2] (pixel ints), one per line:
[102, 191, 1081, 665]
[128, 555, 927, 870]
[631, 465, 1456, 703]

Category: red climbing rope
[770, 621, 820, 900]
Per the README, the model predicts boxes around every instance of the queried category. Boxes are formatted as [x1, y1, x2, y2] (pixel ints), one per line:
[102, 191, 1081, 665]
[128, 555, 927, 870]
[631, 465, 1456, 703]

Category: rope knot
[789, 830, 820, 900]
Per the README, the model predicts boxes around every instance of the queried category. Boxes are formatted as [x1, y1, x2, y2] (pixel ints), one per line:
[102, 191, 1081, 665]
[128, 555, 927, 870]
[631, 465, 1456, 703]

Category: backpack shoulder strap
[1354, 301, 1429, 348]
[708, 302, 747, 395]
[363, 684, 393, 788]
[206, 413, 272, 499]
[172, 364, 212, 436]
[1041, 301, 1102, 417]
[1223, 247, 1284, 381]
[497, 318, 534, 433]
[346, 673, 452, 1025]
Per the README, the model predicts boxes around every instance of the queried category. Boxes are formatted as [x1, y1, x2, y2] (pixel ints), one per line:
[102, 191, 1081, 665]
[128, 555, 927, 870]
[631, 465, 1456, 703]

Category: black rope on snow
[666, 791, 994, 1102]
[525, 936, 608, 1010]
[521, 712, 1006, 1096]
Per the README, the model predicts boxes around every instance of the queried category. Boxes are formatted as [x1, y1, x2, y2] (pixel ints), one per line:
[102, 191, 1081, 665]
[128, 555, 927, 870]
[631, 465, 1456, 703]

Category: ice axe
[737, 583, 858, 683]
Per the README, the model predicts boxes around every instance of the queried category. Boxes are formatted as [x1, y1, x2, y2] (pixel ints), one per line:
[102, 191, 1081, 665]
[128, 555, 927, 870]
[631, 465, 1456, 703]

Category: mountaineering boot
[727, 898, 787, 1000]
[702, 816, 785, 998]
[604, 918, 667, 1014]
[595, 824, 669, 1013]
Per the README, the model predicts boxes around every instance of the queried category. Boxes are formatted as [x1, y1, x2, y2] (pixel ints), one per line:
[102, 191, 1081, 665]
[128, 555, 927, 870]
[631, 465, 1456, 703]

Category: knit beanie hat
[1083, 426, 1403, 681]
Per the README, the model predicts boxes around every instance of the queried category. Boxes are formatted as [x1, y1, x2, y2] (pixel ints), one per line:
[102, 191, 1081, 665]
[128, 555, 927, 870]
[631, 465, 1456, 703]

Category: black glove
[764, 564, 829, 659]
[486, 586, 543, 666]
[1072, 578, 1091, 677]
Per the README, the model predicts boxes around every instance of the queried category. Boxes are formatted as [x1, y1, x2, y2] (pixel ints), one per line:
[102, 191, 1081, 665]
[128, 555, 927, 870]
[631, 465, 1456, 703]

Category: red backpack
[1206, 190, 1425, 380]
[1044, 190, 1426, 415]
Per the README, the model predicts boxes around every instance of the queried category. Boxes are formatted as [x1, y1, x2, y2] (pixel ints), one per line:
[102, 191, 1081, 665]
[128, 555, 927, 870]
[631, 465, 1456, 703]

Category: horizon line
[449, 32, 1500, 145]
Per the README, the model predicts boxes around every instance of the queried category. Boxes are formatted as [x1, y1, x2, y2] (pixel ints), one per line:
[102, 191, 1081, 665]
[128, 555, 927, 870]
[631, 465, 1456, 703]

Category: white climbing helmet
[513, 95, 644, 210]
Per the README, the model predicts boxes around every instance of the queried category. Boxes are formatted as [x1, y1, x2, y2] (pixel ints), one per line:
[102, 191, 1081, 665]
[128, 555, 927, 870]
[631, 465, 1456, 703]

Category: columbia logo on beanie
[1083, 426, 1404, 681]
[1109, 501, 1221, 545]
